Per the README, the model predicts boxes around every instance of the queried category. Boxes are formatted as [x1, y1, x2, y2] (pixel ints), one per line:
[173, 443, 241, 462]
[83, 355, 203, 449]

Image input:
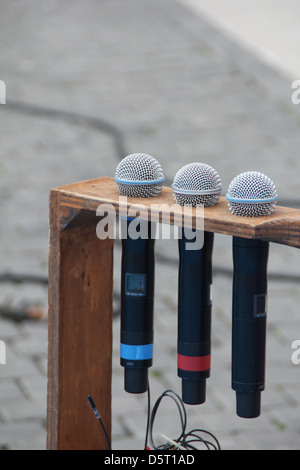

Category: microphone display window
[254, 293, 268, 318]
[125, 273, 147, 297]
[207, 283, 213, 306]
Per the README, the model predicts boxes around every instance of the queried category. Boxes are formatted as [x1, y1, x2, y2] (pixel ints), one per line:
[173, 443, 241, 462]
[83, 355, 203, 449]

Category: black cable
[181, 428, 221, 450]
[87, 395, 112, 450]
[149, 389, 187, 450]
[147, 388, 220, 451]
[143, 382, 151, 450]
[87, 387, 221, 450]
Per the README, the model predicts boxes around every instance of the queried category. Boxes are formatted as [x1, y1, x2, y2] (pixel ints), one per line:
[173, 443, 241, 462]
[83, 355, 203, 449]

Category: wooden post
[47, 176, 300, 450]
[47, 189, 114, 450]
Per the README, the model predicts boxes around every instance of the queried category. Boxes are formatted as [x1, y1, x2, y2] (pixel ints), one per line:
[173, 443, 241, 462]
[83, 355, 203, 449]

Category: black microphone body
[177, 229, 214, 405]
[120, 219, 155, 394]
[232, 236, 269, 418]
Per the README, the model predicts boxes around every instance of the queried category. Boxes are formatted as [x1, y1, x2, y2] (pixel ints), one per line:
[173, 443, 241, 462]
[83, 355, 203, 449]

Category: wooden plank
[55, 176, 300, 248]
[47, 190, 114, 450]
[47, 190, 60, 449]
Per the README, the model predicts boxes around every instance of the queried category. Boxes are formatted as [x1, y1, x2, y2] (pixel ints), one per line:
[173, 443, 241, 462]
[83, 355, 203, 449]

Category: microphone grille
[226, 171, 278, 217]
[172, 162, 222, 207]
[114, 153, 165, 197]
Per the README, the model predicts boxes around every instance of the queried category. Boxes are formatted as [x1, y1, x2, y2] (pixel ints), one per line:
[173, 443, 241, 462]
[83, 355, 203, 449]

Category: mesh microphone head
[226, 171, 278, 217]
[171, 162, 222, 207]
[114, 153, 165, 197]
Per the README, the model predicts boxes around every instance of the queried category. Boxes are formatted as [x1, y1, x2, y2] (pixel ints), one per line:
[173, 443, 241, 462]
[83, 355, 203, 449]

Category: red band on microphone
[178, 353, 211, 372]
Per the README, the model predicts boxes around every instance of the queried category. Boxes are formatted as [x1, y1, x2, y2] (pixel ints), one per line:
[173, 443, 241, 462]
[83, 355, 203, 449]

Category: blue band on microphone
[225, 195, 278, 204]
[120, 343, 153, 361]
[114, 177, 165, 185]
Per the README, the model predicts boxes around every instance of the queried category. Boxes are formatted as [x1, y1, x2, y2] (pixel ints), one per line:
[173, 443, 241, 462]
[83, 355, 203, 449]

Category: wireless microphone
[226, 171, 278, 418]
[120, 219, 155, 394]
[172, 163, 222, 404]
[114, 153, 165, 393]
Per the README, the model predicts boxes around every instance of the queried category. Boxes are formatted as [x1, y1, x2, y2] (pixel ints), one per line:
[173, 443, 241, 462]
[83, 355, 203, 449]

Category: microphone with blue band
[226, 171, 278, 418]
[120, 343, 153, 361]
[114, 177, 165, 186]
[172, 163, 222, 405]
[120, 219, 155, 393]
[115, 153, 165, 394]
[114, 152, 165, 199]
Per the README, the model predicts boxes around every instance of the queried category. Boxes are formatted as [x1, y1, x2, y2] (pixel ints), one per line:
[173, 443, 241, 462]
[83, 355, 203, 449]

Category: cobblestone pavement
[0, 0, 300, 450]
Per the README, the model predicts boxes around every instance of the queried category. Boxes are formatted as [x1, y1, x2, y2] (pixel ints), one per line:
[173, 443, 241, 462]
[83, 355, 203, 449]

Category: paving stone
[0, 421, 46, 450]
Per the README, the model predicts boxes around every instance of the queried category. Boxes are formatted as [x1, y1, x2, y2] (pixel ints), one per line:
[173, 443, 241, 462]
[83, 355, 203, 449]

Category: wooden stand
[47, 176, 300, 450]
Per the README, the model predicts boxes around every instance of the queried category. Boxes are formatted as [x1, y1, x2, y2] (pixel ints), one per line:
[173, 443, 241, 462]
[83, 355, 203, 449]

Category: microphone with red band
[172, 163, 222, 405]
[177, 229, 214, 404]
[177, 352, 211, 372]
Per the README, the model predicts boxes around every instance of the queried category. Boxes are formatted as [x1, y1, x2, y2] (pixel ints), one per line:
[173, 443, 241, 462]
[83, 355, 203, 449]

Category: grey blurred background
[0, 0, 300, 450]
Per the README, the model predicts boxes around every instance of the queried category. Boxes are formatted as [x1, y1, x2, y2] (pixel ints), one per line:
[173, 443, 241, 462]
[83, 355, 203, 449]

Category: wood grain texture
[47, 190, 113, 450]
[55, 176, 300, 248]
